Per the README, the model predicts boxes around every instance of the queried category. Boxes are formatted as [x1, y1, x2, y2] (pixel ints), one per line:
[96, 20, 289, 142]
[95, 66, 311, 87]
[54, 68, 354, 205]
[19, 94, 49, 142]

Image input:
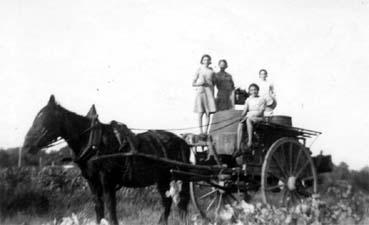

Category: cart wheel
[261, 137, 317, 207]
[190, 180, 244, 222]
[190, 152, 243, 221]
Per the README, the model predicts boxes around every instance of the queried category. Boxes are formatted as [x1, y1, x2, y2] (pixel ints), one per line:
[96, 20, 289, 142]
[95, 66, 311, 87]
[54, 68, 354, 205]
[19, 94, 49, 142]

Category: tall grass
[1, 162, 369, 225]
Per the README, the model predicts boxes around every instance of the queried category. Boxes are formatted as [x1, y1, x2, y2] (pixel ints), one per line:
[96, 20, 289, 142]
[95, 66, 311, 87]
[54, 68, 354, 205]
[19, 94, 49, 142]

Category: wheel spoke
[272, 154, 288, 179]
[290, 191, 300, 205]
[206, 194, 217, 211]
[281, 188, 287, 206]
[199, 190, 217, 200]
[293, 148, 303, 174]
[227, 193, 237, 201]
[292, 191, 302, 203]
[223, 194, 231, 205]
[286, 191, 292, 208]
[295, 159, 310, 179]
[289, 143, 293, 175]
[216, 193, 223, 215]
[266, 184, 284, 191]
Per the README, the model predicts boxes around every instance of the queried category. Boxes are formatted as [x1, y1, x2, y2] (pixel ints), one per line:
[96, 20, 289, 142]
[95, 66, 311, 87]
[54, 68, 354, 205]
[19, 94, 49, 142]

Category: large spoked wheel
[261, 137, 317, 207]
[190, 151, 243, 221]
[190, 178, 244, 221]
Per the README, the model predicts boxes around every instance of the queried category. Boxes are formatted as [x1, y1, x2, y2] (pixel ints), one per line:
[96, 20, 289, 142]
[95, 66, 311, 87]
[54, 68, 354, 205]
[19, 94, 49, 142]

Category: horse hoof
[100, 218, 110, 225]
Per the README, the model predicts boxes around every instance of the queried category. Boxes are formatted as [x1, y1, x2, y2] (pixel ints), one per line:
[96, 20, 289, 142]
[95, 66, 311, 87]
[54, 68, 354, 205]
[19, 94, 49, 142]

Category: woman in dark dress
[214, 59, 235, 111]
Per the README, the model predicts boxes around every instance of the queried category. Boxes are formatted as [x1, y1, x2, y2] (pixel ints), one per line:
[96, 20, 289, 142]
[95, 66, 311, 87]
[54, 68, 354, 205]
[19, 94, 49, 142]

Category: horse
[22, 95, 190, 225]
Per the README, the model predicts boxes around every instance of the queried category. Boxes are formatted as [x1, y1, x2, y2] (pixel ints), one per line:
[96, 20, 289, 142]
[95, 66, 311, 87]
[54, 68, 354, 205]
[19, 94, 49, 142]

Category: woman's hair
[248, 83, 260, 91]
[200, 54, 212, 64]
[218, 59, 228, 67]
[259, 69, 268, 75]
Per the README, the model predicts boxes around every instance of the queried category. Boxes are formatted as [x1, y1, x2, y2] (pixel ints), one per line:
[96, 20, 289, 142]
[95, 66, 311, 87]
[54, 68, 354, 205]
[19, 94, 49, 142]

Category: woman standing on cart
[193, 54, 217, 134]
[214, 59, 235, 111]
[256, 69, 276, 116]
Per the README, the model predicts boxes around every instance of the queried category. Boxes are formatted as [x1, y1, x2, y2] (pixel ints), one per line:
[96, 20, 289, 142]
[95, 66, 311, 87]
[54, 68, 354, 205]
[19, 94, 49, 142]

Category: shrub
[351, 169, 369, 194]
[0, 166, 89, 219]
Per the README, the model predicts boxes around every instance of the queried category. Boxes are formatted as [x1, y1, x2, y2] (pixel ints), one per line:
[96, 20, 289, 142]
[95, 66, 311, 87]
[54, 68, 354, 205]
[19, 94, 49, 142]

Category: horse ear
[48, 95, 56, 105]
[86, 104, 98, 118]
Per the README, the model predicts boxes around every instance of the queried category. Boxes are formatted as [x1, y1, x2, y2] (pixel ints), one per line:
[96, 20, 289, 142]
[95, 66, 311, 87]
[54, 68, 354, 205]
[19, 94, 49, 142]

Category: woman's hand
[240, 114, 247, 122]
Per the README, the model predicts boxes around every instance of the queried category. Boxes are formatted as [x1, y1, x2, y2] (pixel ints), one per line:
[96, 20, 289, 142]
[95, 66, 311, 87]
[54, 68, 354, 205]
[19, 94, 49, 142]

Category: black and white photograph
[0, 0, 369, 224]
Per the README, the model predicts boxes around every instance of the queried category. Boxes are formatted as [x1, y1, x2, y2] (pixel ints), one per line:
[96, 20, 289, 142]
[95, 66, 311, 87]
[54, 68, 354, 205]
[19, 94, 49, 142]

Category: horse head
[23, 95, 64, 154]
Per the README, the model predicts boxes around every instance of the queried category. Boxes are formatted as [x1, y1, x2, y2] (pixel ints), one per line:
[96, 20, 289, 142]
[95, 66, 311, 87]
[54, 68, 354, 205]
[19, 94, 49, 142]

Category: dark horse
[22, 95, 190, 225]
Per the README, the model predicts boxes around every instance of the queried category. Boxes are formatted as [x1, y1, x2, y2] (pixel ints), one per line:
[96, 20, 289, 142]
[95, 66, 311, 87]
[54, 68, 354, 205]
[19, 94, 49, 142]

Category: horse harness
[74, 105, 169, 164]
[73, 105, 103, 163]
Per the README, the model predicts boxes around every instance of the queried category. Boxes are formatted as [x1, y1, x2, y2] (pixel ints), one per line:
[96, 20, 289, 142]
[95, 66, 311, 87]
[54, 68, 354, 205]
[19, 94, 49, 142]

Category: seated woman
[237, 83, 266, 151]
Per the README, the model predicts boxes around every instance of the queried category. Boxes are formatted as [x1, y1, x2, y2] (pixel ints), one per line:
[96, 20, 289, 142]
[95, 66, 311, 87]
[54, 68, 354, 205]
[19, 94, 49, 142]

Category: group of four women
[192, 54, 277, 149]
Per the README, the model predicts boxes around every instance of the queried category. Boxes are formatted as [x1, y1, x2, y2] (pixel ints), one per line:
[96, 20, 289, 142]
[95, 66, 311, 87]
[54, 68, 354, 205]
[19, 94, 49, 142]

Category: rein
[40, 116, 242, 165]
[43, 117, 241, 150]
[130, 116, 237, 131]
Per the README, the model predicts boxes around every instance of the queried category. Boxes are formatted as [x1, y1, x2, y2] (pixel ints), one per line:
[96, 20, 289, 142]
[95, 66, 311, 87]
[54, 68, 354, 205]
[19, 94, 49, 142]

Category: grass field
[1, 165, 369, 225]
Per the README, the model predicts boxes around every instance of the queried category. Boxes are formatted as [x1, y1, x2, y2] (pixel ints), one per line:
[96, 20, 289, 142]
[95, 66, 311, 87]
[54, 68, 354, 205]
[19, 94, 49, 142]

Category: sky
[0, 0, 368, 170]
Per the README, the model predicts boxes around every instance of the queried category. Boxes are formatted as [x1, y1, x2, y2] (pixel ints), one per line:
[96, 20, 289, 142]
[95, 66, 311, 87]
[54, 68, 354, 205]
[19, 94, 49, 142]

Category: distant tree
[361, 166, 369, 173]
[351, 167, 369, 193]
[0, 150, 11, 167]
[0, 146, 72, 168]
[334, 162, 351, 180]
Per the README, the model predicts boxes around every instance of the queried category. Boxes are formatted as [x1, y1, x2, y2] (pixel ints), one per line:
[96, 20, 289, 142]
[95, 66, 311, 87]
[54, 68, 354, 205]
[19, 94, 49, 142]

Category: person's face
[259, 71, 267, 80]
[219, 61, 227, 70]
[202, 56, 211, 66]
[249, 86, 259, 96]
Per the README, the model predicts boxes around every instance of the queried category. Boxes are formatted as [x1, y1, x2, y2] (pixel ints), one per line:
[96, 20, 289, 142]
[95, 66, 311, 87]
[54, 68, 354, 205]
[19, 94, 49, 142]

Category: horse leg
[103, 182, 119, 225]
[157, 180, 172, 225]
[87, 180, 104, 224]
[177, 181, 190, 225]
[178, 144, 190, 225]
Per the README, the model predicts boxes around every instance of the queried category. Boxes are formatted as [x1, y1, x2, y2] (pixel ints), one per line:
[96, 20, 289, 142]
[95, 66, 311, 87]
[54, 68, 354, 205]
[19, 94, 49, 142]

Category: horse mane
[54, 103, 91, 124]
[55, 102, 134, 137]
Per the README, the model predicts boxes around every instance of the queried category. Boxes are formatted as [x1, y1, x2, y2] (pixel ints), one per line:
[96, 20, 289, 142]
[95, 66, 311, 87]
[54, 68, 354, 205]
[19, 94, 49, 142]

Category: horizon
[0, 0, 368, 170]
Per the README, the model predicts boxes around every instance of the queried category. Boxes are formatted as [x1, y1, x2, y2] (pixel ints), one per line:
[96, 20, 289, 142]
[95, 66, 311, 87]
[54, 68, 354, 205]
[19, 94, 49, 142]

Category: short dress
[214, 72, 235, 111]
[245, 96, 266, 118]
[193, 67, 217, 114]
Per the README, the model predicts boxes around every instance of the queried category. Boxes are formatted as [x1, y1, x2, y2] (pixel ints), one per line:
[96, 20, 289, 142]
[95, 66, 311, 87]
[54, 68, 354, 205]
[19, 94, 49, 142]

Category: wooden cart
[177, 109, 332, 220]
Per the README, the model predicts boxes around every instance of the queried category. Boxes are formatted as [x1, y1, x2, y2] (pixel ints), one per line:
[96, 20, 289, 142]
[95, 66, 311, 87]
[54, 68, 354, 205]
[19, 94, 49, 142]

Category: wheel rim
[261, 138, 317, 207]
[190, 180, 243, 221]
[190, 146, 243, 221]
[190, 181, 222, 219]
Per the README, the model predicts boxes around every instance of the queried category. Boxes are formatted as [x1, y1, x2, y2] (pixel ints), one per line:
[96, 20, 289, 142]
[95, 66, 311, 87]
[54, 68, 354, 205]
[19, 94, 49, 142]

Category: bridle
[40, 123, 100, 150]
[37, 121, 103, 164]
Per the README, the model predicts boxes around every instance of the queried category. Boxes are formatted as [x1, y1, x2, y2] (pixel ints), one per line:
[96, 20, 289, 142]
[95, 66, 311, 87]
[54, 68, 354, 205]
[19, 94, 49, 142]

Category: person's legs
[246, 117, 264, 147]
[198, 113, 205, 134]
[205, 113, 213, 134]
[246, 118, 253, 148]
[237, 121, 244, 151]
